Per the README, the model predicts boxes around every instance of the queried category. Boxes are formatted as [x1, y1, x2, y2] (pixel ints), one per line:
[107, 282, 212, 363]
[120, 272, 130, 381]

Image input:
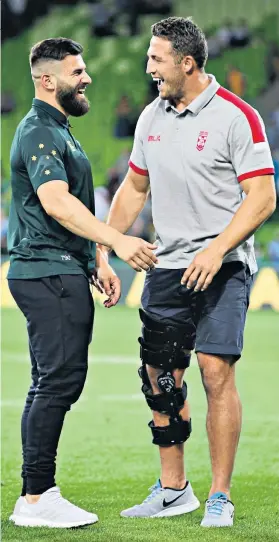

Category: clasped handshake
[95, 235, 223, 309]
[111, 234, 158, 272]
[93, 235, 158, 308]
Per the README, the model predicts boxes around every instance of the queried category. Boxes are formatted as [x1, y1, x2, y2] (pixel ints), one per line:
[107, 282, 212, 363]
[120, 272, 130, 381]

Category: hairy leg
[198, 353, 242, 499]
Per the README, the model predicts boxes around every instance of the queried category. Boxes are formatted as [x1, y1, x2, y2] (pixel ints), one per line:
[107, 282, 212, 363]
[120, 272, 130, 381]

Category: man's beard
[162, 85, 184, 102]
[161, 78, 184, 103]
[56, 83, 90, 117]
[160, 68, 185, 103]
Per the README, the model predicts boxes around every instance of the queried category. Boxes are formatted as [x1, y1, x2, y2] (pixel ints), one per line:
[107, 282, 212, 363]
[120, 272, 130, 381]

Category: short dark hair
[29, 37, 83, 67]
[151, 17, 208, 69]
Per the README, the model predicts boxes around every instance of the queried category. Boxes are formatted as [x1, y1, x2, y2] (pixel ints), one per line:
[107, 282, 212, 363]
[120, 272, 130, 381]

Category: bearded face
[56, 81, 90, 117]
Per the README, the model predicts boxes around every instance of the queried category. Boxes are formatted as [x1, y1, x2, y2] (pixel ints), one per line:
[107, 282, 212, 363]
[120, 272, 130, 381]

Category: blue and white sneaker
[201, 491, 234, 527]
[120, 479, 200, 518]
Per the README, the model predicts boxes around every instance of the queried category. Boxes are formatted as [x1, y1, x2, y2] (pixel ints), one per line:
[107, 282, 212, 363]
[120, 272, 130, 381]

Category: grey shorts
[141, 262, 254, 361]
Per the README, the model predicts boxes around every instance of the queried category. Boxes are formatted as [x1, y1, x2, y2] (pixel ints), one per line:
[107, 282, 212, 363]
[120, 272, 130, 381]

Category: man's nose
[83, 72, 92, 84]
[146, 59, 155, 75]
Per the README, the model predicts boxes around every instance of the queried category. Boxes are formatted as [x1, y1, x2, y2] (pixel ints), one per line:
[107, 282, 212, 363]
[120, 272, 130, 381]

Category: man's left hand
[181, 247, 224, 292]
[92, 261, 121, 308]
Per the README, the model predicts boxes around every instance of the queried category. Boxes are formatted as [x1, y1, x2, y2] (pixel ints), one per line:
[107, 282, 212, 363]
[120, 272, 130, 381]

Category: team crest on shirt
[196, 131, 208, 151]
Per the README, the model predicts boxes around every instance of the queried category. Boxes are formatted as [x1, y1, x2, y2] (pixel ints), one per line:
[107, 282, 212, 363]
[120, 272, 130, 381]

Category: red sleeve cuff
[238, 168, 275, 182]
[129, 160, 148, 176]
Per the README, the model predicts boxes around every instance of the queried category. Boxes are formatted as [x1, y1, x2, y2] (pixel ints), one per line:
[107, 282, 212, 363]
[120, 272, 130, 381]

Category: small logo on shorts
[148, 135, 161, 142]
[196, 131, 208, 151]
[61, 254, 71, 261]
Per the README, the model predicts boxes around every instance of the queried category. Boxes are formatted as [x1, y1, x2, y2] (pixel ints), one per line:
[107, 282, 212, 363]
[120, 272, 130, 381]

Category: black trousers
[8, 274, 94, 495]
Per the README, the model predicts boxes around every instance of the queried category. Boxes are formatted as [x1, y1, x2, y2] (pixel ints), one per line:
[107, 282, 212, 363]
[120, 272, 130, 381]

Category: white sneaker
[120, 480, 200, 518]
[200, 492, 234, 527]
[9, 486, 98, 528]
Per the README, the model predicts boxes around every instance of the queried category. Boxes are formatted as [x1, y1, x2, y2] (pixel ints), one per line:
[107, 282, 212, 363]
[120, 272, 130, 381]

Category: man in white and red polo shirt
[101, 16, 276, 527]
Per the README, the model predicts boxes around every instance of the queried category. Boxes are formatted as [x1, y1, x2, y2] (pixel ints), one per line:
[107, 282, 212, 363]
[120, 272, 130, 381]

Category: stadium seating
[2, 2, 279, 186]
[176, 0, 279, 30]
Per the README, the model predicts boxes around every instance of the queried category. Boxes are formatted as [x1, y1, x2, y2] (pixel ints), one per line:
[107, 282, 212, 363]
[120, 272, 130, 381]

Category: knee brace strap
[139, 340, 190, 370]
[149, 418, 192, 447]
[140, 308, 195, 351]
[139, 310, 193, 371]
[142, 381, 187, 416]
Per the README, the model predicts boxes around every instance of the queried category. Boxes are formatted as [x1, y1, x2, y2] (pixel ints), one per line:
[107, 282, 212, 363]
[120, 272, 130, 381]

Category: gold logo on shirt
[67, 140, 76, 152]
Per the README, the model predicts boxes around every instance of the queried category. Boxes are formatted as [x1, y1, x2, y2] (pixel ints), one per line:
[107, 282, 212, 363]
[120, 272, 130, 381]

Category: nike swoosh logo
[163, 491, 186, 508]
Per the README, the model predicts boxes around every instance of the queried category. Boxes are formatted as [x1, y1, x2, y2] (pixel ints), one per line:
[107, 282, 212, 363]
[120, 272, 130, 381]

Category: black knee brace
[138, 309, 195, 447]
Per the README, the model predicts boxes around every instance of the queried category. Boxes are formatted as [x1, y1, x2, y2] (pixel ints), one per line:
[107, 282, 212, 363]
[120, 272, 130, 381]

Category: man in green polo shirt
[8, 37, 157, 529]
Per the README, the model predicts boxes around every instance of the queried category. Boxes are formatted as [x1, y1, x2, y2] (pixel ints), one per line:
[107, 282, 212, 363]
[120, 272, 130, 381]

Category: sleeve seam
[227, 112, 244, 145]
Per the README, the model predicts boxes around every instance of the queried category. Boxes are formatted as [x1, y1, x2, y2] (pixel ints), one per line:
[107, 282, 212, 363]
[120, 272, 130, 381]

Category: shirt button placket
[173, 114, 180, 142]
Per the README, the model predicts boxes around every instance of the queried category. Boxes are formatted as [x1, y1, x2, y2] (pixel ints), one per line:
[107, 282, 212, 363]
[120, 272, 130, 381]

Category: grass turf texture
[1, 306, 279, 541]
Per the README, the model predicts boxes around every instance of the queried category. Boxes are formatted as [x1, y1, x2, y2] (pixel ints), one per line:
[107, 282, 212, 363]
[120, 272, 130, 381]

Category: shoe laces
[143, 482, 163, 503]
[206, 496, 227, 516]
[47, 488, 75, 509]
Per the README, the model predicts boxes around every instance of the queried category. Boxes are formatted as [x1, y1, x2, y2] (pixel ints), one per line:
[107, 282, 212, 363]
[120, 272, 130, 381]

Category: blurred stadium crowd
[1, 0, 279, 262]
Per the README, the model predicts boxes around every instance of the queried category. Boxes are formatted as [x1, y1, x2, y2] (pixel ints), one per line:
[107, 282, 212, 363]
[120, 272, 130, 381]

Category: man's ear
[182, 55, 195, 75]
[41, 73, 56, 91]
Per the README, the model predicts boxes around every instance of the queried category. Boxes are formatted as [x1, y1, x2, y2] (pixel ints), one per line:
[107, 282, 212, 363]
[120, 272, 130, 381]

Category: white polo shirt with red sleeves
[129, 75, 274, 273]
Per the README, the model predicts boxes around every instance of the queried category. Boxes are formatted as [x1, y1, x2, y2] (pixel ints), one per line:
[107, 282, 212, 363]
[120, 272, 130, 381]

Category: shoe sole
[9, 514, 98, 528]
[121, 498, 200, 518]
[200, 521, 233, 528]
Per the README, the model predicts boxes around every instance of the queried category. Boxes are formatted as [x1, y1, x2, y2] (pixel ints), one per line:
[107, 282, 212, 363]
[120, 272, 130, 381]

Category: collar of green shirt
[165, 74, 220, 116]
[32, 98, 70, 128]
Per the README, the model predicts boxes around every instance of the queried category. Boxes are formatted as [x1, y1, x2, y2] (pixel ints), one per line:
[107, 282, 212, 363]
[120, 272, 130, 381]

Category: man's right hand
[112, 234, 158, 271]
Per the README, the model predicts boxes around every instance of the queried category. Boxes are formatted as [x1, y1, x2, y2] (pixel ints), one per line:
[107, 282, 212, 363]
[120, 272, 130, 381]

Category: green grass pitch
[1, 307, 279, 541]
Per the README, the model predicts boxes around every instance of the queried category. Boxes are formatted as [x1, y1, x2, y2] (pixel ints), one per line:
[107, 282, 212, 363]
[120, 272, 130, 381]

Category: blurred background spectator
[94, 186, 111, 221]
[267, 109, 279, 145]
[1, 91, 16, 115]
[90, 2, 117, 38]
[268, 229, 279, 262]
[230, 19, 251, 48]
[207, 30, 222, 60]
[225, 65, 246, 98]
[114, 95, 138, 138]
[265, 41, 279, 85]
[123, 0, 173, 36]
[216, 20, 233, 51]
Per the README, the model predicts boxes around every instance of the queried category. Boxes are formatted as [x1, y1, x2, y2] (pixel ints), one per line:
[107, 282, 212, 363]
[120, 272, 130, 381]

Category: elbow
[43, 199, 67, 222]
[258, 184, 277, 220]
[265, 193, 277, 218]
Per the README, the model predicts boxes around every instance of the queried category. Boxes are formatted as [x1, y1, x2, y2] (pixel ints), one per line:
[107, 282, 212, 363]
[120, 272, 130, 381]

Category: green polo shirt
[7, 98, 96, 279]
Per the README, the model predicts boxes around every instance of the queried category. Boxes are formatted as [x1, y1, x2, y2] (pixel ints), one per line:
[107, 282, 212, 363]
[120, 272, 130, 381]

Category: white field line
[0, 395, 142, 407]
[1, 397, 278, 424]
[1, 352, 200, 366]
[2, 353, 277, 421]
[1, 351, 276, 367]
[1, 352, 140, 365]
[1, 395, 278, 423]
[1, 395, 88, 408]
